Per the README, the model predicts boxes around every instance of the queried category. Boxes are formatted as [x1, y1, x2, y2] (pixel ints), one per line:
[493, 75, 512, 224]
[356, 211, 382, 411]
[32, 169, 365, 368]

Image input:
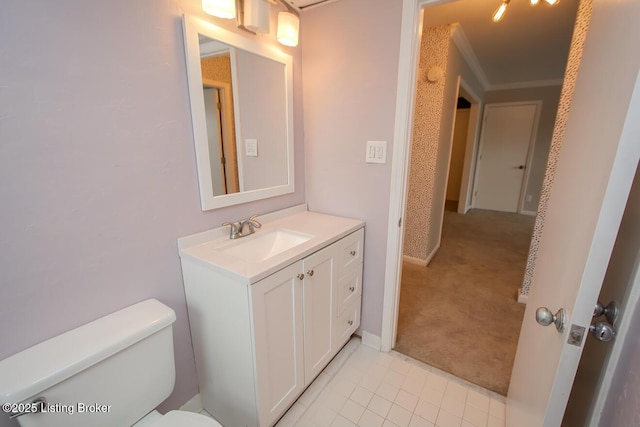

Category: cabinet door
[303, 245, 338, 383]
[251, 262, 304, 426]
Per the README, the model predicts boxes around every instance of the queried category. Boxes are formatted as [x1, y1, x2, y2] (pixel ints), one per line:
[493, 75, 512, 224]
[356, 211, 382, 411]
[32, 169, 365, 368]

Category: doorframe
[202, 79, 240, 194]
[381, 0, 446, 352]
[471, 100, 542, 214]
[457, 80, 483, 215]
[426, 77, 483, 264]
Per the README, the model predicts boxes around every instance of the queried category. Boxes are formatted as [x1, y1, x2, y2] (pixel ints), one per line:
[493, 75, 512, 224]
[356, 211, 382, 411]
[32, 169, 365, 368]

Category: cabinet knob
[348, 320, 354, 326]
[349, 286, 355, 292]
[350, 250, 356, 256]
[297, 273, 304, 280]
[307, 270, 314, 277]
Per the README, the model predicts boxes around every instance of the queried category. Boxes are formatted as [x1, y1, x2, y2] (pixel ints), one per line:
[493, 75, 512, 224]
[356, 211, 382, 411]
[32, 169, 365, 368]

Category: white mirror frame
[182, 14, 295, 210]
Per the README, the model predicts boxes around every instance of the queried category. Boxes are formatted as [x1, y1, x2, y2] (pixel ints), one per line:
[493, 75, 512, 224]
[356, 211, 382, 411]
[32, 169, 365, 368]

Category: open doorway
[395, 0, 580, 395]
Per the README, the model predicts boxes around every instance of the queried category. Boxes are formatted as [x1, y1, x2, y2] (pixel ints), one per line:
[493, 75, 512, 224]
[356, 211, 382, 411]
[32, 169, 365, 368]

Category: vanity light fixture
[493, 0, 559, 22]
[203, 0, 300, 47]
[277, 11, 300, 46]
[202, 0, 236, 19]
[245, 0, 271, 33]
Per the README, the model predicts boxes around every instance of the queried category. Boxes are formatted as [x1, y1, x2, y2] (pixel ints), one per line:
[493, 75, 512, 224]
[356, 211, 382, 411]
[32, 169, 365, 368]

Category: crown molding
[488, 78, 565, 91]
[450, 24, 490, 91]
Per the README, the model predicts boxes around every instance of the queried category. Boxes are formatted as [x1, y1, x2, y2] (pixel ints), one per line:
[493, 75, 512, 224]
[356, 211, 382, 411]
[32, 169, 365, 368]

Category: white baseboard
[517, 289, 529, 304]
[179, 393, 203, 413]
[402, 244, 441, 268]
[425, 243, 440, 266]
[402, 255, 426, 266]
[361, 331, 382, 351]
[520, 210, 537, 217]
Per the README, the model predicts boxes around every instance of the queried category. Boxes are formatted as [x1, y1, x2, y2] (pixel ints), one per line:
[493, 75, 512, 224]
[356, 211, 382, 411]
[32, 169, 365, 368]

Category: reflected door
[203, 87, 226, 196]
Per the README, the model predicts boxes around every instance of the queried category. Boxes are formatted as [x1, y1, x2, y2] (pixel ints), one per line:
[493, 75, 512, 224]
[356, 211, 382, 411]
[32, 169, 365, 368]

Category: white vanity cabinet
[178, 208, 364, 427]
[252, 243, 338, 425]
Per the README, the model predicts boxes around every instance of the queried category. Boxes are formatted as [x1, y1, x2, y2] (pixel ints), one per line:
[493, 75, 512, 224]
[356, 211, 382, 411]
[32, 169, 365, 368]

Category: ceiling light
[493, 0, 558, 22]
[492, 0, 510, 22]
[277, 11, 300, 47]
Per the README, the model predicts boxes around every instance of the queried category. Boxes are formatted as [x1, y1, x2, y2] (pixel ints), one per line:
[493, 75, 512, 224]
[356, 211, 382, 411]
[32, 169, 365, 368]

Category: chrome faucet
[222, 215, 262, 239]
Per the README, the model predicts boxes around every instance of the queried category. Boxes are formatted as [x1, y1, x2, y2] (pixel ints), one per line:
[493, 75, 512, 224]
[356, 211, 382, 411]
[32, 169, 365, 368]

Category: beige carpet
[395, 208, 535, 395]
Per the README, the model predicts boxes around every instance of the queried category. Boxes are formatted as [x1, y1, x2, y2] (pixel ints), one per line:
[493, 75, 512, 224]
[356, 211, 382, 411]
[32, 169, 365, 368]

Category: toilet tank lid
[0, 299, 176, 403]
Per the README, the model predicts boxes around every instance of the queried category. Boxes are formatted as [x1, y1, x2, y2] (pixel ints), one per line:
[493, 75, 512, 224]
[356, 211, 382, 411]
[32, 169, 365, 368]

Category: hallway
[395, 209, 535, 395]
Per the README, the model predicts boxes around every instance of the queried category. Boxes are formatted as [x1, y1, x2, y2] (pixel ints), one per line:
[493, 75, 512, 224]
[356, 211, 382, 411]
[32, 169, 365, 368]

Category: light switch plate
[245, 139, 258, 157]
[366, 141, 387, 164]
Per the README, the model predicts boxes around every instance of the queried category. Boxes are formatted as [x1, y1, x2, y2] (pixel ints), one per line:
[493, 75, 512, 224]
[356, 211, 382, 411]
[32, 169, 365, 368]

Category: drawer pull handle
[349, 286, 355, 292]
[348, 320, 354, 326]
[297, 273, 304, 280]
[350, 250, 356, 256]
[307, 270, 314, 277]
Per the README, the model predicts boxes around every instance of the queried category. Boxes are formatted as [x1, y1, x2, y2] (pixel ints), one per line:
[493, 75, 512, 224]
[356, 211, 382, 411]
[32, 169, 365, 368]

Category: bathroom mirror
[182, 15, 294, 210]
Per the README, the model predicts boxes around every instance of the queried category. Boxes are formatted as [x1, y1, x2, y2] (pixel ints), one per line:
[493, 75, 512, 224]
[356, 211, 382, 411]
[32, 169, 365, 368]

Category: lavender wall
[0, 1, 304, 425]
[301, 0, 402, 336]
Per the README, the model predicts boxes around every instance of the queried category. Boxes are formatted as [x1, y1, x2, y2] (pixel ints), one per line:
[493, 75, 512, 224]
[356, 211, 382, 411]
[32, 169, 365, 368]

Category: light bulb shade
[202, 0, 236, 19]
[277, 12, 300, 47]
[492, 2, 508, 22]
[530, 0, 540, 5]
[245, 0, 270, 34]
[544, 0, 559, 5]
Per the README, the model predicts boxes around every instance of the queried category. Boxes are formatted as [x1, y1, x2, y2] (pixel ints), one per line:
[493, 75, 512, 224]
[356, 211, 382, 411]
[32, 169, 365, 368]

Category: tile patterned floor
[275, 338, 507, 427]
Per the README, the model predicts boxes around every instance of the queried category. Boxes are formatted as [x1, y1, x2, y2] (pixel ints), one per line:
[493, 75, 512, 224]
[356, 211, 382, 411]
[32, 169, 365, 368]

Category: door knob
[513, 165, 525, 170]
[589, 321, 616, 342]
[536, 307, 566, 332]
[593, 300, 619, 325]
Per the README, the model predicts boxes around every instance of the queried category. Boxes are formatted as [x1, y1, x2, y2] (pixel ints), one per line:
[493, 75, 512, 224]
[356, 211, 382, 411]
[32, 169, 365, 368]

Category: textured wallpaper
[201, 54, 233, 84]
[404, 24, 455, 262]
[521, 0, 594, 297]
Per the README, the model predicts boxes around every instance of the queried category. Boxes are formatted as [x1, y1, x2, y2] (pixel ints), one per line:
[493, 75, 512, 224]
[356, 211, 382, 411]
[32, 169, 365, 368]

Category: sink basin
[217, 229, 314, 262]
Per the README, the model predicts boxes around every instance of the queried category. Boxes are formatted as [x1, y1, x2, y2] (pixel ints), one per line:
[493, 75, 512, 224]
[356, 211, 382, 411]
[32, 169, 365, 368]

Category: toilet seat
[135, 410, 223, 427]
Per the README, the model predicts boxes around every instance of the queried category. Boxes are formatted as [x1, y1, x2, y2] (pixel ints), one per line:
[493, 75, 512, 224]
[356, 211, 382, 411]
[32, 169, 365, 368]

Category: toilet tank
[0, 299, 177, 427]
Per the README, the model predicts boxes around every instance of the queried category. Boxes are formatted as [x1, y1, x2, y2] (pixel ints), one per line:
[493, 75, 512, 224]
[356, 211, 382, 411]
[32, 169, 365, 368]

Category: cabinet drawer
[334, 298, 361, 349]
[338, 228, 364, 275]
[337, 267, 361, 315]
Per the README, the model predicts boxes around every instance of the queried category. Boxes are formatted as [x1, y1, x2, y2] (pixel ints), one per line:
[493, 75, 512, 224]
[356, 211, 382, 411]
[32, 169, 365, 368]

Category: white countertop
[177, 205, 364, 284]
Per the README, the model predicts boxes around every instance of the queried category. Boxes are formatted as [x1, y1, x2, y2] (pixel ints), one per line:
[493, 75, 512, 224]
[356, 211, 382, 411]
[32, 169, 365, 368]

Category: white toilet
[0, 299, 222, 427]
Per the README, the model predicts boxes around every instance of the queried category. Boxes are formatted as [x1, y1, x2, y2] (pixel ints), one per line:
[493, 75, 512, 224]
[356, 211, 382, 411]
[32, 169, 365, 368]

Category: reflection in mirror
[200, 51, 239, 195]
[183, 15, 294, 210]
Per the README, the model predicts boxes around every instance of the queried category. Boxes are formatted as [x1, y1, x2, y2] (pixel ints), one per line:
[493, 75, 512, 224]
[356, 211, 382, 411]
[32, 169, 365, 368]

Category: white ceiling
[292, 0, 580, 88]
[423, 0, 580, 87]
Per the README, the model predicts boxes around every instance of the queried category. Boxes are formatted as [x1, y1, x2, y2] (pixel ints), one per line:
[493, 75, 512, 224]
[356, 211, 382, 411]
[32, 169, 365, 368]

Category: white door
[473, 102, 539, 212]
[203, 87, 226, 196]
[506, 0, 640, 424]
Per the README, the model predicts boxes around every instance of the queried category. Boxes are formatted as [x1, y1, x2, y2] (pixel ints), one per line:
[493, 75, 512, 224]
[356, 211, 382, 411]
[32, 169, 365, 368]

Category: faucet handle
[222, 221, 239, 239]
[249, 215, 262, 228]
